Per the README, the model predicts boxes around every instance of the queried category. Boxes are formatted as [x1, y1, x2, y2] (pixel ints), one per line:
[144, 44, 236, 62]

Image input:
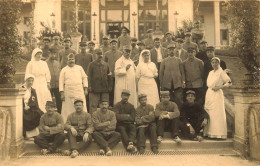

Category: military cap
[187, 47, 195, 52]
[53, 35, 60, 40]
[206, 46, 215, 51]
[95, 48, 103, 54]
[74, 98, 83, 104]
[184, 32, 192, 37]
[137, 41, 145, 46]
[121, 26, 130, 33]
[123, 45, 131, 50]
[88, 41, 95, 45]
[138, 94, 147, 100]
[164, 32, 172, 36]
[102, 36, 109, 40]
[160, 91, 170, 96]
[110, 39, 118, 43]
[121, 89, 131, 95]
[176, 38, 184, 43]
[43, 36, 50, 42]
[46, 101, 56, 107]
[100, 98, 109, 103]
[146, 29, 153, 33]
[153, 37, 161, 41]
[200, 40, 207, 44]
[64, 37, 71, 42]
[167, 44, 176, 49]
[186, 90, 196, 96]
[79, 41, 87, 46]
[131, 37, 138, 42]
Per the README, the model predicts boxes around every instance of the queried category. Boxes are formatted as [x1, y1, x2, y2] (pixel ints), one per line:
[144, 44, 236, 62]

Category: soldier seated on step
[135, 94, 158, 154]
[113, 89, 137, 153]
[155, 91, 182, 144]
[179, 90, 209, 142]
[63, 99, 94, 158]
[92, 99, 121, 156]
[34, 101, 66, 155]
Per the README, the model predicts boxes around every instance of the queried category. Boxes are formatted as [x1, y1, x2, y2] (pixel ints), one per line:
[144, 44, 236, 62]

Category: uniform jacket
[113, 101, 136, 124]
[174, 48, 188, 62]
[150, 47, 168, 65]
[104, 49, 122, 77]
[46, 58, 61, 88]
[135, 104, 155, 126]
[39, 112, 64, 136]
[155, 101, 180, 119]
[159, 56, 185, 89]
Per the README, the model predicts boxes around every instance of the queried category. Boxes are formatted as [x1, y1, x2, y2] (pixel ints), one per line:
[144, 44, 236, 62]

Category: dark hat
[123, 45, 131, 50]
[186, 90, 196, 96]
[160, 91, 170, 96]
[167, 44, 176, 49]
[100, 98, 109, 103]
[74, 98, 83, 104]
[121, 26, 130, 33]
[102, 36, 109, 40]
[43, 37, 50, 42]
[153, 37, 161, 41]
[88, 41, 95, 45]
[64, 37, 71, 42]
[146, 29, 153, 33]
[46, 101, 56, 107]
[121, 89, 130, 95]
[187, 47, 195, 52]
[79, 41, 87, 47]
[110, 39, 118, 43]
[184, 32, 192, 37]
[200, 40, 207, 44]
[164, 32, 172, 36]
[95, 48, 103, 54]
[131, 37, 138, 42]
[137, 41, 145, 46]
[176, 38, 184, 43]
[206, 46, 215, 51]
[138, 94, 147, 100]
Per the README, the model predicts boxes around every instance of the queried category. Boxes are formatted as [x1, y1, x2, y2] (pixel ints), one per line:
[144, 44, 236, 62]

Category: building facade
[19, 0, 229, 48]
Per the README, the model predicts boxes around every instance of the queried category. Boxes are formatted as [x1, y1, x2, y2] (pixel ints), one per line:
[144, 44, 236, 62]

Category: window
[221, 29, 229, 45]
[138, 0, 168, 40]
[61, 1, 91, 40]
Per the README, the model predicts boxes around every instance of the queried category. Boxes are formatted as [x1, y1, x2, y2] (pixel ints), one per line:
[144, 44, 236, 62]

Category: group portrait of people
[22, 26, 232, 158]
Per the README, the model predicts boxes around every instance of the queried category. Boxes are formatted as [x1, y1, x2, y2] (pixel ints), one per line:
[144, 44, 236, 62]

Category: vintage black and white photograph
[0, 0, 260, 165]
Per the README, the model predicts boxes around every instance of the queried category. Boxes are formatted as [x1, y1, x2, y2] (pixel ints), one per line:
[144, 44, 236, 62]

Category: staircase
[23, 132, 235, 157]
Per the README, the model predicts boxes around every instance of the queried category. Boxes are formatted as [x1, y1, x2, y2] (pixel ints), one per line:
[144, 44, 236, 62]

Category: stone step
[25, 138, 233, 153]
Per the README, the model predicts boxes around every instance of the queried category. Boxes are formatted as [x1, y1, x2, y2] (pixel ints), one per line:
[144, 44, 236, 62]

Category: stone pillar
[0, 88, 25, 159]
[129, 0, 138, 38]
[214, 1, 221, 48]
[91, 0, 100, 46]
[231, 86, 260, 157]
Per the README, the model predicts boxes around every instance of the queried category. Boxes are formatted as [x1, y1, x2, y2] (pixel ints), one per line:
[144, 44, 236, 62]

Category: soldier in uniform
[143, 29, 154, 50]
[196, 40, 208, 63]
[100, 36, 111, 56]
[75, 41, 93, 74]
[162, 32, 175, 49]
[58, 36, 77, 69]
[41, 36, 51, 61]
[50, 34, 64, 58]
[183, 32, 199, 53]
[87, 41, 96, 60]
[118, 26, 131, 51]
[104, 39, 122, 107]
[130, 37, 139, 60]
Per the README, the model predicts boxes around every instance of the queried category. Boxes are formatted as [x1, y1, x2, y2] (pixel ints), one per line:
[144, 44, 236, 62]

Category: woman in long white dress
[25, 48, 52, 112]
[136, 50, 160, 108]
[204, 57, 232, 139]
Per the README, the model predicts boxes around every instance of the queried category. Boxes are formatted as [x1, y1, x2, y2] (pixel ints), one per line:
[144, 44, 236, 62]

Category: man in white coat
[59, 53, 88, 121]
[114, 45, 137, 108]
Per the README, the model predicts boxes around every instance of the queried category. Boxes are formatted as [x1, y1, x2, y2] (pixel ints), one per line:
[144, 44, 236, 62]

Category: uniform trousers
[157, 118, 179, 138]
[92, 131, 121, 150]
[89, 92, 109, 114]
[109, 77, 115, 107]
[179, 119, 204, 139]
[67, 131, 92, 152]
[117, 123, 136, 149]
[137, 123, 157, 149]
[50, 88, 62, 114]
[34, 133, 66, 151]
